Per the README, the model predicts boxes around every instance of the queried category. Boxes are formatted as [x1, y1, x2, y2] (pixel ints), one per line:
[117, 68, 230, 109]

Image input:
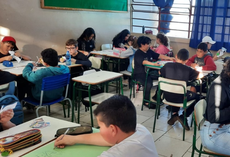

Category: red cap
[2, 36, 18, 51]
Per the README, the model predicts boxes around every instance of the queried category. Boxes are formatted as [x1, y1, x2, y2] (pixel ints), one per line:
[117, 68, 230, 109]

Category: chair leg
[199, 144, 203, 157]
[36, 106, 43, 117]
[129, 81, 133, 99]
[62, 101, 66, 118]
[65, 98, 75, 122]
[183, 112, 186, 141]
[152, 102, 159, 132]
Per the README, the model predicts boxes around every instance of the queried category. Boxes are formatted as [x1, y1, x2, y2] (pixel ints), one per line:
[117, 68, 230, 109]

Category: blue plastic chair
[21, 73, 74, 121]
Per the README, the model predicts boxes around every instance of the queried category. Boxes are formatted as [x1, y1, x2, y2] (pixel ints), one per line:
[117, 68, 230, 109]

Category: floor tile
[155, 136, 191, 157]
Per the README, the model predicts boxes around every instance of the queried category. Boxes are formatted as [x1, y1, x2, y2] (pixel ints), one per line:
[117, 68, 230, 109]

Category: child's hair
[137, 36, 151, 47]
[127, 35, 138, 48]
[94, 95, 136, 133]
[156, 33, 168, 47]
[41, 48, 58, 66]
[221, 59, 230, 84]
[197, 42, 207, 52]
[177, 49, 189, 61]
[112, 29, 130, 43]
[66, 39, 78, 47]
[78, 27, 96, 41]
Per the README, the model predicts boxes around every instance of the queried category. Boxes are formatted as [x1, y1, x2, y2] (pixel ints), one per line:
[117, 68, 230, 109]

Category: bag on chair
[0, 95, 24, 125]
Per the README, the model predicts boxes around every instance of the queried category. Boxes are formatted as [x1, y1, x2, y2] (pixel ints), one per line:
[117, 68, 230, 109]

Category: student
[0, 36, 31, 63]
[77, 27, 96, 56]
[134, 36, 174, 109]
[112, 29, 130, 48]
[160, 49, 200, 130]
[23, 48, 70, 102]
[154, 33, 170, 55]
[54, 95, 158, 157]
[186, 42, 216, 71]
[0, 109, 16, 131]
[120, 35, 138, 72]
[200, 60, 230, 155]
[0, 71, 16, 85]
[60, 39, 92, 68]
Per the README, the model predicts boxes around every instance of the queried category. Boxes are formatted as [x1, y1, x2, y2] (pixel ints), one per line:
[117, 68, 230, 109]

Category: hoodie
[23, 63, 70, 102]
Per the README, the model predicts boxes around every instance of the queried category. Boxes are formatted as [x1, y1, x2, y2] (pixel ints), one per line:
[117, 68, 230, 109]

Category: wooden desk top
[91, 51, 128, 59]
[0, 116, 79, 157]
[72, 70, 123, 85]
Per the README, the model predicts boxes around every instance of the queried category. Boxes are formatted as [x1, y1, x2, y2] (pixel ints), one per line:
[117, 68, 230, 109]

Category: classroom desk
[0, 61, 82, 76]
[91, 50, 128, 72]
[72, 70, 123, 127]
[0, 116, 80, 157]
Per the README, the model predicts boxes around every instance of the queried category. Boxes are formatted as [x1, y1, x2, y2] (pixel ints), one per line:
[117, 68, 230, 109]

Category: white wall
[0, 0, 131, 60]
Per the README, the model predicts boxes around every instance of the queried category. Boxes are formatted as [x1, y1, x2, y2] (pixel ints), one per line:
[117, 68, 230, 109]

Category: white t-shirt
[98, 124, 158, 157]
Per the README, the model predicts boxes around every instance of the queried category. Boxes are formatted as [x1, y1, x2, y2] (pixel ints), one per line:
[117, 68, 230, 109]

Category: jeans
[199, 121, 230, 155]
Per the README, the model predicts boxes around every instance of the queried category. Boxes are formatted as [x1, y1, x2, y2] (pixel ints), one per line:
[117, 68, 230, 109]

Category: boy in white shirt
[54, 95, 158, 157]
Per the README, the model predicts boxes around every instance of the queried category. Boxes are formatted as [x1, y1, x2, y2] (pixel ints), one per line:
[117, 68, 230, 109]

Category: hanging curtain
[190, 0, 230, 51]
[153, 0, 174, 34]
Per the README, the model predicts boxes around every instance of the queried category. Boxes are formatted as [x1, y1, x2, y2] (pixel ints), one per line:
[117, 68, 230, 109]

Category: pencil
[54, 128, 70, 149]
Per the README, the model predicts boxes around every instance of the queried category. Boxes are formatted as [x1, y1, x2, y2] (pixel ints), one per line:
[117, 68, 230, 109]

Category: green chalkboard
[41, 0, 128, 12]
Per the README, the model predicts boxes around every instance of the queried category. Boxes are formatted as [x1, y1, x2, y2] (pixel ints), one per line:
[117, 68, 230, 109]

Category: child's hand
[54, 135, 76, 148]
[154, 62, 161, 66]
[191, 63, 198, 69]
[0, 109, 14, 124]
[60, 57, 66, 63]
[4, 56, 13, 61]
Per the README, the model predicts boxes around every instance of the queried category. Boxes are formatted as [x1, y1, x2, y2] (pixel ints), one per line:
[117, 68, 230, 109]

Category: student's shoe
[178, 115, 190, 131]
[144, 102, 156, 109]
[167, 113, 178, 125]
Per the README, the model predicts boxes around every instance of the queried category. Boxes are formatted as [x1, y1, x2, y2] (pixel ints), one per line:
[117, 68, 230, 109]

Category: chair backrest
[194, 99, 207, 130]
[0, 81, 15, 96]
[158, 77, 187, 94]
[214, 61, 224, 75]
[101, 44, 113, 50]
[41, 73, 71, 101]
[89, 56, 101, 69]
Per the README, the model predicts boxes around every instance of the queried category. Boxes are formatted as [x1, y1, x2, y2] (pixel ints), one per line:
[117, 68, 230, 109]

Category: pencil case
[55, 126, 92, 137]
[0, 129, 42, 154]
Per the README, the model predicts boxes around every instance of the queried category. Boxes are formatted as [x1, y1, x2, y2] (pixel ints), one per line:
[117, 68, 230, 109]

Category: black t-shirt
[72, 51, 88, 61]
[77, 39, 95, 52]
[134, 49, 159, 76]
[160, 62, 199, 102]
[0, 52, 10, 58]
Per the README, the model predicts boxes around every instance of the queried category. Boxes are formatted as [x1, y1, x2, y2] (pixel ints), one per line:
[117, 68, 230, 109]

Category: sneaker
[167, 113, 178, 125]
[178, 115, 190, 131]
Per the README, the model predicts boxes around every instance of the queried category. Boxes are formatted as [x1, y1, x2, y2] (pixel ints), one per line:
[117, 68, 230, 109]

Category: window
[131, 0, 196, 38]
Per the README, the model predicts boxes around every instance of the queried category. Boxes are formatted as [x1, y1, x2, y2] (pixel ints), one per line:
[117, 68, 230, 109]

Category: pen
[60, 128, 70, 141]
[54, 128, 70, 149]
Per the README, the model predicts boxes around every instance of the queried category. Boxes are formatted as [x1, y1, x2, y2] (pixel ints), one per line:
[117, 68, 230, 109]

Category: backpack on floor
[0, 95, 24, 125]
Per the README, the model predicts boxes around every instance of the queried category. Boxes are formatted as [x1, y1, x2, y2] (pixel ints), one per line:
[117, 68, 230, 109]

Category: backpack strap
[0, 95, 18, 104]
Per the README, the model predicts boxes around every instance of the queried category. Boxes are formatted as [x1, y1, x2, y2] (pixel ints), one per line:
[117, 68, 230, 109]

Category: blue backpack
[0, 82, 23, 125]
[0, 95, 24, 125]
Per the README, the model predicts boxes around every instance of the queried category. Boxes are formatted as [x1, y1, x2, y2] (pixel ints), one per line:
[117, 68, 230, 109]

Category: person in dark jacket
[61, 39, 92, 68]
[0, 71, 16, 85]
[200, 59, 230, 155]
[112, 29, 130, 48]
[77, 28, 96, 56]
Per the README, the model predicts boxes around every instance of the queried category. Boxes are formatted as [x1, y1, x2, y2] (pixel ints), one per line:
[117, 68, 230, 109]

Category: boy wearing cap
[54, 95, 158, 157]
[202, 36, 230, 61]
[0, 36, 31, 63]
[186, 42, 216, 71]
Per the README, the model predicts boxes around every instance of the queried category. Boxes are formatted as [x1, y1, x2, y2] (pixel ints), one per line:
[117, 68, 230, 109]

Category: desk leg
[120, 77, 123, 95]
[72, 82, 76, 122]
[88, 85, 94, 127]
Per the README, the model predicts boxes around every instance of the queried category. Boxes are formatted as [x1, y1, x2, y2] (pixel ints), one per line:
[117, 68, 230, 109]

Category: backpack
[0, 95, 24, 125]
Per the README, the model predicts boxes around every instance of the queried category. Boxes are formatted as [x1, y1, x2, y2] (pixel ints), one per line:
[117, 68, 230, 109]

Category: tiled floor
[23, 86, 209, 157]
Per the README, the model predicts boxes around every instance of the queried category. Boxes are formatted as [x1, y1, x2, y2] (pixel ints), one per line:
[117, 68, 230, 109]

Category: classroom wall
[0, 0, 131, 60]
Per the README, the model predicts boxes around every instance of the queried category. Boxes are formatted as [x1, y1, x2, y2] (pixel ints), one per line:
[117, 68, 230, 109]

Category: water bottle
[65, 51, 71, 66]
